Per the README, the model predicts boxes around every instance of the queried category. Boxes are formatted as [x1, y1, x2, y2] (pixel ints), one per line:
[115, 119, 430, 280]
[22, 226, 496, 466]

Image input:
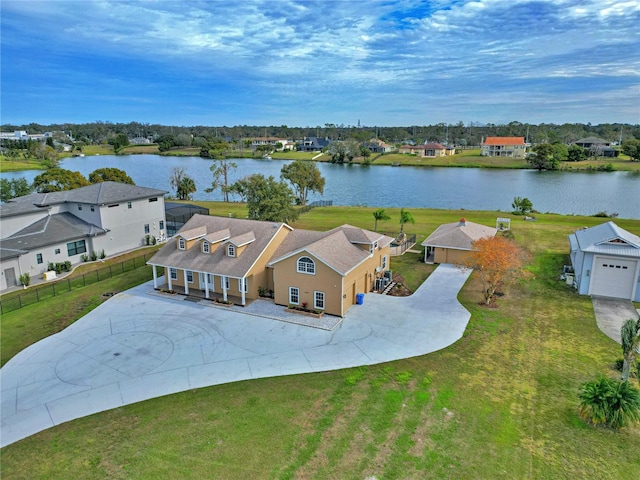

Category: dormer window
[297, 256, 315, 274]
[202, 241, 210, 253]
[227, 244, 236, 257]
[178, 238, 186, 250]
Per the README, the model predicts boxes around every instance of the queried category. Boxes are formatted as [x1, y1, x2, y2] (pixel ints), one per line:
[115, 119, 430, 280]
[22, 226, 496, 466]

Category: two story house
[147, 215, 393, 317]
[481, 137, 527, 157]
[0, 182, 167, 290]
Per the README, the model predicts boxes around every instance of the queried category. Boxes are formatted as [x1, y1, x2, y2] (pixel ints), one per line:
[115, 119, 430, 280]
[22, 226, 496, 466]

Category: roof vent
[459, 218, 467, 226]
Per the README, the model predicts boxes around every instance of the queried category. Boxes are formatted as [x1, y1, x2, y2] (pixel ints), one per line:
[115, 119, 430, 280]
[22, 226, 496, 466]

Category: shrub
[151, 236, 157, 245]
[145, 234, 150, 245]
[99, 249, 106, 259]
[578, 376, 640, 429]
[19, 272, 30, 286]
[90, 251, 98, 261]
[63, 261, 71, 272]
[47, 262, 55, 271]
[81, 253, 89, 262]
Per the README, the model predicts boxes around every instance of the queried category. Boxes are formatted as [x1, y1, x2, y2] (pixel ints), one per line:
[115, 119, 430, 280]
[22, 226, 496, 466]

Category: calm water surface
[3, 155, 639, 218]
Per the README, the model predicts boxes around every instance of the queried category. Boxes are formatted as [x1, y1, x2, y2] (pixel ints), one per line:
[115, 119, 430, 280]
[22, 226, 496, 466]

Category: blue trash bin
[356, 293, 364, 305]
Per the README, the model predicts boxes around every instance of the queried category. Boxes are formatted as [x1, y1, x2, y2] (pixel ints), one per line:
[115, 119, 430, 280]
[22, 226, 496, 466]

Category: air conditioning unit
[383, 270, 392, 281]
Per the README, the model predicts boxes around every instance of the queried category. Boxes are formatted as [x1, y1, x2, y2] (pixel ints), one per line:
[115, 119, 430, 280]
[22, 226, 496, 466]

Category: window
[297, 256, 315, 274]
[149, 197, 158, 202]
[36, 253, 43, 264]
[170, 268, 178, 280]
[221, 276, 230, 289]
[238, 278, 249, 293]
[289, 287, 300, 305]
[159, 220, 164, 230]
[227, 244, 235, 257]
[67, 240, 87, 256]
[144, 224, 150, 234]
[314, 291, 325, 310]
[78, 204, 82, 211]
[128, 201, 132, 209]
[186, 270, 194, 283]
[90, 205, 95, 212]
[382, 255, 387, 269]
[55, 248, 61, 255]
[178, 238, 186, 250]
[202, 241, 210, 253]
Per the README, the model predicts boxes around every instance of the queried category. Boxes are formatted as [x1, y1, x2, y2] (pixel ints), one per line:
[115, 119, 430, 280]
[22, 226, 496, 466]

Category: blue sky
[1, 0, 639, 127]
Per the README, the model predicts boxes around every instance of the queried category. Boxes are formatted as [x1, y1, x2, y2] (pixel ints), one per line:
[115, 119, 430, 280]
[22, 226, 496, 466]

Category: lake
[2, 155, 639, 218]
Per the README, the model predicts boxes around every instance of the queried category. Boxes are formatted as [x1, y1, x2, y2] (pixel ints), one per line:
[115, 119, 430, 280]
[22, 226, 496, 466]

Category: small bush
[19, 272, 30, 286]
[90, 251, 98, 261]
[47, 262, 55, 271]
[99, 249, 106, 259]
[63, 261, 71, 272]
[151, 236, 157, 245]
[145, 234, 150, 245]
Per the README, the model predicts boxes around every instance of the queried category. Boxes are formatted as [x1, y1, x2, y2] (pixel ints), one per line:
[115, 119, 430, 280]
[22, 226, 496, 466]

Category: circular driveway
[0, 264, 471, 447]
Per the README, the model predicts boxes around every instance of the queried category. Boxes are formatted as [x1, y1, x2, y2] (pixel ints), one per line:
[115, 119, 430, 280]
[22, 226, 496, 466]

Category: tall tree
[621, 318, 640, 381]
[205, 159, 237, 202]
[399, 208, 415, 233]
[527, 143, 559, 170]
[462, 236, 533, 305]
[0, 177, 33, 201]
[169, 167, 187, 198]
[32, 168, 89, 192]
[177, 176, 196, 200]
[280, 160, 326, 205]
[372, 208, 391, 232]
[89, 167, 135, 184]
[231, 174, 297, 222]
[567, 144, 587, 162]
[621, 139, 640, 161]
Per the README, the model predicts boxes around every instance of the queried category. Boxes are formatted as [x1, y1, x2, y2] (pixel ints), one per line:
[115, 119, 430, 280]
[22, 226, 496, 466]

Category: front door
[4, 268, 17, 288]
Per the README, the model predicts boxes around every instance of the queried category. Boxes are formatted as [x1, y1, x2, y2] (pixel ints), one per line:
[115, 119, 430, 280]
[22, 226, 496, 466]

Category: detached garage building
[568, 222, 640, 301]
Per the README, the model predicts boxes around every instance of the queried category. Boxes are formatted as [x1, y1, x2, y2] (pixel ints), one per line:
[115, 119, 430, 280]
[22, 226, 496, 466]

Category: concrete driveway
[0, 263, 472, 447]
[592, 296, 640, 343]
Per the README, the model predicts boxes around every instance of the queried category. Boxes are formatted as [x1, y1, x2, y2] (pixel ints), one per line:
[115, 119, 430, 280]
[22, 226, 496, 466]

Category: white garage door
[591, 257, 637, 299]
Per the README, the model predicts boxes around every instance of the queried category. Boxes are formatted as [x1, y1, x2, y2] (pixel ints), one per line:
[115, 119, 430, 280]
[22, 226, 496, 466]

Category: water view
[3, 155, 639, 218]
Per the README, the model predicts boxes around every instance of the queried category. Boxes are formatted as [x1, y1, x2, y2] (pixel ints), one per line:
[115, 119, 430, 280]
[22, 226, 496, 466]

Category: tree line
[2, 121, 638, 149]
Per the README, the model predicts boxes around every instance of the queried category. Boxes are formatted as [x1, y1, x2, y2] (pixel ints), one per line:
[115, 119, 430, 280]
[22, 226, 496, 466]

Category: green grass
[0, 157, 48, 172]
[1, 206, 639, 479]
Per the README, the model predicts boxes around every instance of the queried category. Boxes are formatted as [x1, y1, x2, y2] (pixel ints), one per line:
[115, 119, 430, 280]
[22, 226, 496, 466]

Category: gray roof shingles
[421, 220, 497, 250]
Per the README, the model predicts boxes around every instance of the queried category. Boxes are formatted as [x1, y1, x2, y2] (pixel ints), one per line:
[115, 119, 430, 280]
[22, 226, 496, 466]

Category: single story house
[398, 143, 446, 157]
[147, 215, 393, 317]
[568, 221, 640, 301]
[481, 137, 527, 158]
[421, 218, 497, 264]
[573, 137, 618, 157]
[364, 138, 394, 153]
[0, 182, 167, 290]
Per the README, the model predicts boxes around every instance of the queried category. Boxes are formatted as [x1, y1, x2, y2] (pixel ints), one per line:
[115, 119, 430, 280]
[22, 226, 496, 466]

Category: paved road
[0, 264, 472, 447]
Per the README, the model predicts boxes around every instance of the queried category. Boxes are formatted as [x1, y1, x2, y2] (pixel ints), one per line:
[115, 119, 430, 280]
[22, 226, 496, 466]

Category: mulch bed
[386, 273, 412, 297]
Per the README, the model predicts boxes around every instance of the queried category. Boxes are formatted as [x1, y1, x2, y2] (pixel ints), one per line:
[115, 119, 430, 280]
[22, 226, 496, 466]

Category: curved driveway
[1, 264, 471, 447]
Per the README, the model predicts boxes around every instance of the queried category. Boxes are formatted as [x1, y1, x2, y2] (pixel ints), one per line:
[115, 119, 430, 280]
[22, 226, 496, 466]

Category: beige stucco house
[481, 137, 527, 157]
[421, 218, 497, 264]
[148, 215, 393, 317]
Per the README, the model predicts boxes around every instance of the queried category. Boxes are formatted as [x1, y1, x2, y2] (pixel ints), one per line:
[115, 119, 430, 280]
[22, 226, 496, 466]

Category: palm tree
[621, 318, 640, 381]
[579, 376, 640, 429]
[372, 208, 390, 232]
[399, 208, 415, 234]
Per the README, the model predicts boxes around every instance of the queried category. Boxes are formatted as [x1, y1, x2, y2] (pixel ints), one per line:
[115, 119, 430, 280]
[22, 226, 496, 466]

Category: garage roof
[570, 221, 640, 258]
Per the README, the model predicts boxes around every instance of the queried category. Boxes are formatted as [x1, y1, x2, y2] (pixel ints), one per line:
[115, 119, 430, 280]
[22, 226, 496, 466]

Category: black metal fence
[386, 233, 418, 255]
[0, 252, 155, 315]
[298, 200, 333, 215]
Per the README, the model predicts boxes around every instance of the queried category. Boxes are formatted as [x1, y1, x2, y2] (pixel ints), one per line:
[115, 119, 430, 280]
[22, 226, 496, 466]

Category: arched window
[227, 244, 236, 257]
[297, 256, 315, 274]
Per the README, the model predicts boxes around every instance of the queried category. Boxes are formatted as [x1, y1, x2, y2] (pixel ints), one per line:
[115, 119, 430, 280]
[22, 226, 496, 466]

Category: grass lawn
[0, 157, 48, 172]
[1, 206, 639, 479]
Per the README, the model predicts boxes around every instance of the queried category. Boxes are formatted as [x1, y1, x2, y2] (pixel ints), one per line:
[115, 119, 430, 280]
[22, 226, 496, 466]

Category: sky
[1, 0, 639, 127]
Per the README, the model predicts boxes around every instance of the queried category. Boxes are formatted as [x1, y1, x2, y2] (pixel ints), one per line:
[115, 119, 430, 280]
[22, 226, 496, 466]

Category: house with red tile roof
[481, 136, 527, 157]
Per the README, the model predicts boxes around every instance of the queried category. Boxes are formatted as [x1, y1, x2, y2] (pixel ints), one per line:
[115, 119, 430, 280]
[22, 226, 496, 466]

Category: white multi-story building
[0, 182, 167, 290]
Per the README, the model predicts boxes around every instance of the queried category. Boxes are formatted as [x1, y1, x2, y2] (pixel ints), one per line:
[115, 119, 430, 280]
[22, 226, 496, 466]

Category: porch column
[204, 273, 210, 299]
[240, 277, 246, 305]
[222, 276, 228, 302]
[167, 268, 173, 291]
[152, 265, 158, 288]
[183, 270, 189, 295]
